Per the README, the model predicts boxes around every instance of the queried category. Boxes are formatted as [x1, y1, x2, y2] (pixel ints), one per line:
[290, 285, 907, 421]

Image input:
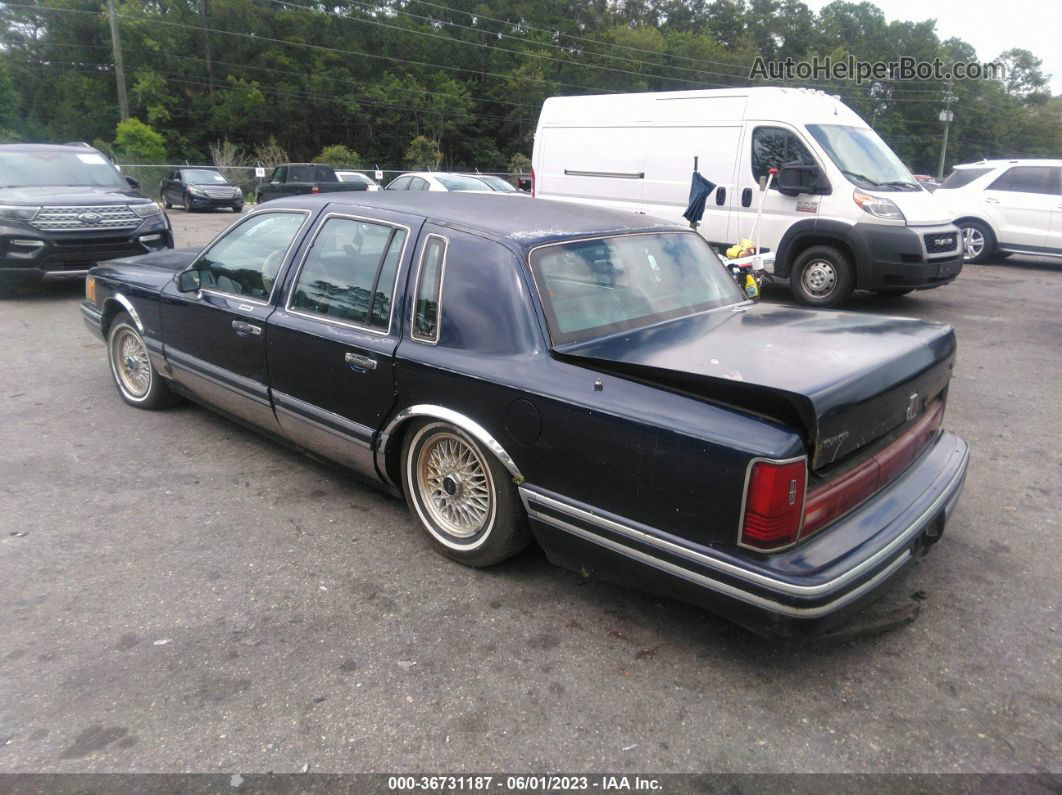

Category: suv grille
[31, 205, 140, 233]
[924, 232, 958, 255]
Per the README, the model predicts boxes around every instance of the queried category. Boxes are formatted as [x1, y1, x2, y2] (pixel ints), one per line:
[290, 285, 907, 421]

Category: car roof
[266, 192, 686, 252]
[0, 143, 106, 153]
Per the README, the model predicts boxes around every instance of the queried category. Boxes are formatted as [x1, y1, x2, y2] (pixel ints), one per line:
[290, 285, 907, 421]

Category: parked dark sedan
[160, 168, 243, 212]
[80, 194, 969, 636]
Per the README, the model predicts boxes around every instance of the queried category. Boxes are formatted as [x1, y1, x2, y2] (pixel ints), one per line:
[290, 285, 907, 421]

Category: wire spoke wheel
[110, 326, 152, 399]
[416, 432, 494, 539]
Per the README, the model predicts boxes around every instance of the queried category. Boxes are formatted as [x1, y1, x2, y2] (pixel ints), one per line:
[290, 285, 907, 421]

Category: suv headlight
[853, 190, 905, 222]
[0, 205, 41, 221]
[130, 202, 162, 218]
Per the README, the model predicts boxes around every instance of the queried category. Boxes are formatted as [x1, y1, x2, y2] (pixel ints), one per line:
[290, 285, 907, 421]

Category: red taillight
[802, 400, 945, 538]
[530, 166, 536, 198]
[740, 459, 807, 550]
[310, 184, 320, 194]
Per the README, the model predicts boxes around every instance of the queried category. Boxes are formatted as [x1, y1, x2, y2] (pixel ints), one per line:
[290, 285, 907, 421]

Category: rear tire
[401, 420, 529, 567]
[789, 245, 855, 308]
[106, 312, 179, 409]
[958, 219, 995, 264]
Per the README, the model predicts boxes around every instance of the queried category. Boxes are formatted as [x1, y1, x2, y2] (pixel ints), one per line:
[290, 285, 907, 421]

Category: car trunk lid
[554, 303, 956, 472]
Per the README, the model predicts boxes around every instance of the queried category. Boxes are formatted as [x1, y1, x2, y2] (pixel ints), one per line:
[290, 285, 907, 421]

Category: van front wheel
[790, 245, 854, 308]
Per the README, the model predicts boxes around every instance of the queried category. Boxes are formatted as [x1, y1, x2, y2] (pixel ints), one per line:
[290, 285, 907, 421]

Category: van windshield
[529, 232, 745, 345]
[806, 124, 921, 191]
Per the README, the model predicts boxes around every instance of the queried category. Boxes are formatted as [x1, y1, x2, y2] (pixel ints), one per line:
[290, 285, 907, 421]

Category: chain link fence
[116, 164, 531, 205]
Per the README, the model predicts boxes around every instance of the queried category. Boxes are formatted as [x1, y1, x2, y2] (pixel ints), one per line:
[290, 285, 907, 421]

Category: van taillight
[740, 459, 807, 550]
[530, 166, 536, 198]
[310, 184, 320, 194]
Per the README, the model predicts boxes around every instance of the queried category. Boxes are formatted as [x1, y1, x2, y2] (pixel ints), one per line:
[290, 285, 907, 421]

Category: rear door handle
[231, 319, 262, 336]
[741, 187, 753, 207]
[345, 352, 377, 371]
[715, 186, 726, 206]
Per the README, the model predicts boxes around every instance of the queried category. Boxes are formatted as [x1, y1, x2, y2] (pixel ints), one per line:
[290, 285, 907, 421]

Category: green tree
[314, 144, 363, 168]
[508, 153, 532, 175]
[405, 135, 442, 170]
[114, 117, 167, 163]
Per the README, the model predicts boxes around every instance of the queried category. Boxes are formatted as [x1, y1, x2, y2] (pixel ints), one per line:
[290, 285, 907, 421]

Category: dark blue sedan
[80, 193, 969, 636]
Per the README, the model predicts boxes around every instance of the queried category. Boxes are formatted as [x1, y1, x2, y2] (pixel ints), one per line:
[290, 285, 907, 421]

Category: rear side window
[412, 235, 447, 342]
[387, 176, 411, 191]
[290, 217, 407, 330]
[751, 127, 816, 182]
[939, 168, 993, 189]
[988, 166, 1057, 195]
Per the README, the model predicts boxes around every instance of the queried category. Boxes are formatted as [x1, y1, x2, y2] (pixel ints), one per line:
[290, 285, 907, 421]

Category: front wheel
[106, 312, 179, 409]
[789, 245, 855, 308]
[959, 220, 995, 264]
[402, 420, 529, 567]
[231, 203, 243, 213]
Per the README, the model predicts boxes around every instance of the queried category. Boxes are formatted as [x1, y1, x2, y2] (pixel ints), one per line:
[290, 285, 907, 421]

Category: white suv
[939, 159, 1062, 264]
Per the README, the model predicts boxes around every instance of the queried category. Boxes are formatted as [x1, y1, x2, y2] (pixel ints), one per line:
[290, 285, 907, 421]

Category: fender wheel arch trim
[376, 404, 523, 485]
[107, 293, 144, 334]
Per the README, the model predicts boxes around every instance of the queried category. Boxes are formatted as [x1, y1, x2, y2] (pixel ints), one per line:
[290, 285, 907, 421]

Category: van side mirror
[176, 269, 201, 292]
[777, 162, 829, 196]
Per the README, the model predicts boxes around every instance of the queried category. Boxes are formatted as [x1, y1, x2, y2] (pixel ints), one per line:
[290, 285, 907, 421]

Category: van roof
[953, 159, 1062, 168]
[538, 87, 867, 128]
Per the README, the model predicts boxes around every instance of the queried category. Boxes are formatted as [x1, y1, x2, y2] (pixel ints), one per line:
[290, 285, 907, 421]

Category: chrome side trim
[272, 390, 373, 448]
[166, 349, 270, 406]
[410, 233, 448, 345]
[112, 293, 143, 332]
[42, 269, 90, 281]
[518, 438, 968, 599]
[528, 506, 912, 618]
[563, 169, 645, 180]
[379, 404, 522, 480]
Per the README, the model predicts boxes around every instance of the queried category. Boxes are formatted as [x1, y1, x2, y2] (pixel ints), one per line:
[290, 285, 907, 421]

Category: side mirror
[125, 175, 140, 189]
[777, 162, 828, 196]
[176, 269, 201, 293]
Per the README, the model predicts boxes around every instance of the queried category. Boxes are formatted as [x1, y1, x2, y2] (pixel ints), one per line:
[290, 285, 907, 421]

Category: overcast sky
[800, 0, 1061, 95]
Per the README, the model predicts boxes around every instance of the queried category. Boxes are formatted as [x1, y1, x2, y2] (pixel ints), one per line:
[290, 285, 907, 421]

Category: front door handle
[984, 197, 1000, 204]
[231, 319, 262, 336]
[345, 352, 377, 371]
[741, 187, 753, 207]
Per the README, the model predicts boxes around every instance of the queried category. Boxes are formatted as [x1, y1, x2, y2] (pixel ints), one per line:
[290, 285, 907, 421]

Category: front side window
[198, 211, 306, 299]
[412, 235, 447, 342]
[529, 232, 745, 345]
[751, 127, 817, 184]
[290, 217, 407, 330]
[987, 166, 1057, 195]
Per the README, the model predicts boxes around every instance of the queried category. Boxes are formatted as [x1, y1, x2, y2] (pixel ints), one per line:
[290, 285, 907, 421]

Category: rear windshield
[938, 168, 994, 189]
[529, 232, 745, 345]
[0, 149, 126, 189]
[435, 175, 491, 191]
[289, 165, 337, 182]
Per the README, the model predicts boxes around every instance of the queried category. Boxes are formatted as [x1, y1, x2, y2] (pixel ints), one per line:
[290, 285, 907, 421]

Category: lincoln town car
[80, 193, 969, 636]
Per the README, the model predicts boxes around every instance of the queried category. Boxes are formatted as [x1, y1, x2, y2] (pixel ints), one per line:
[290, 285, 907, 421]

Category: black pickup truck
[255, 163, 365, 205]
[0, 143, 173, 293]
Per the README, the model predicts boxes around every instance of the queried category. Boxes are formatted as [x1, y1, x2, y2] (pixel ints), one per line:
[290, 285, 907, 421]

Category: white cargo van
[532, 87, 963, 307]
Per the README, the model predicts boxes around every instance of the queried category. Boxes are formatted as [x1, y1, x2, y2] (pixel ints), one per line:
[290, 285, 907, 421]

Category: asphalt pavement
[0, 208, 1059, 774]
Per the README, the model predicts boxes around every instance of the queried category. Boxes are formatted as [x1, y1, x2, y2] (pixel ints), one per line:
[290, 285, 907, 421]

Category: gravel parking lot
[0, 208, 1059, 775]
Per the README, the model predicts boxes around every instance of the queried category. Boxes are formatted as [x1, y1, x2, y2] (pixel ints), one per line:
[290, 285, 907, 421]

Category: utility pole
[201, 0, 214, 93]
[105, 0, 129, 120]
[937, 81, 956, 180]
